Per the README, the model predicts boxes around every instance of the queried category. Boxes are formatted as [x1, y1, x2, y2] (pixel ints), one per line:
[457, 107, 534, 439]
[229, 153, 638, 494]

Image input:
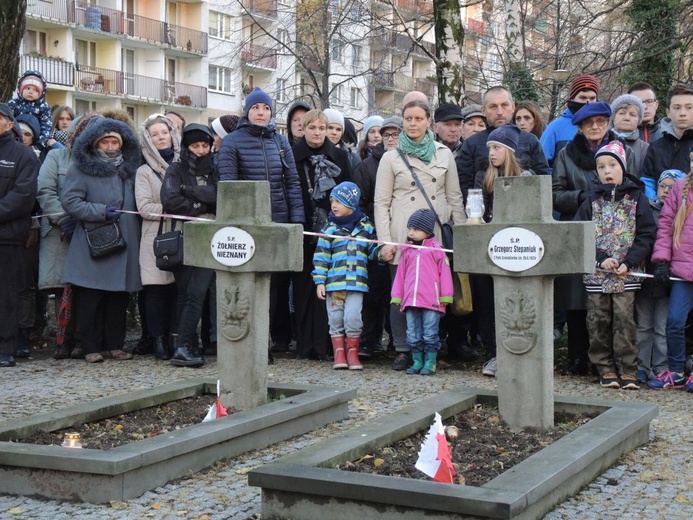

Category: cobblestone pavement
[0, 350, 691, 519]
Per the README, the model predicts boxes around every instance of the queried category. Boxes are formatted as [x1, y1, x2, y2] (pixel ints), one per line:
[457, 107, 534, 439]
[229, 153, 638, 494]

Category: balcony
[370, 29, 435, 58]
[374, 72, 415, 92]
[241, 0, 278, 19]
[21, 55, 74, 87]
[415, 78, 436, 97]
[26, 0, 208, 54]
[241, 43, 277, 70]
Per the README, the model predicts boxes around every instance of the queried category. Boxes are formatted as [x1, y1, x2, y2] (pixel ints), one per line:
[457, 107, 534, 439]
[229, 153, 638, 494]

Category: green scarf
[398, 129, 436, 164]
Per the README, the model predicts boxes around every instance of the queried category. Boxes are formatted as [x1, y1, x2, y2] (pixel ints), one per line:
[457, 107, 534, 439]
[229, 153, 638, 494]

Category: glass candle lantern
[466, 189, 485, 221]
[61, 432, 82, 448]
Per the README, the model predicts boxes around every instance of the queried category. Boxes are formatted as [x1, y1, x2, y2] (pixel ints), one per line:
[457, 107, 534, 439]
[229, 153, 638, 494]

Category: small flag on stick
[202, 380, 228, 422]
[415, 412, 456, 483]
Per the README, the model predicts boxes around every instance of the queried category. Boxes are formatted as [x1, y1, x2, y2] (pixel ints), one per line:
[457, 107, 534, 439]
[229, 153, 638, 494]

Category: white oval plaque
[211, 227, 255, 267]
[488, 227, 544, 272]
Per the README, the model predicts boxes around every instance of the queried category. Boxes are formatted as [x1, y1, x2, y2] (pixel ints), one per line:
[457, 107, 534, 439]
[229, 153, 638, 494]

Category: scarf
[310, 154, 341, 200]
[158, 146, 175, 165]
[330, 208, 364, 233]
[94, 148, 123, 167]
[398, 129, 435, 164]
[612, 128, 640, 141]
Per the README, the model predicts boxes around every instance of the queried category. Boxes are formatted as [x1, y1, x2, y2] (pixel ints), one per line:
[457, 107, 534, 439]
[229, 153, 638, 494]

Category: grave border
[0, 378, 355, 503]
[249, 387, 657, 520]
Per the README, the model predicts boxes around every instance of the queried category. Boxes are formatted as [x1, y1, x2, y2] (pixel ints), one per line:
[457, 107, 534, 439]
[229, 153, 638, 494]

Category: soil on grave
[16, 395, 219, 450]
[337, 404, 592, 487]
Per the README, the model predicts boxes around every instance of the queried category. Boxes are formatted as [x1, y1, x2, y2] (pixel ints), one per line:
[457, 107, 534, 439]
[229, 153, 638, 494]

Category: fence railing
[241, 43, 278, 70]
[21, 55, 74, 87]
[241, 0, 278, 19]
[27, 1, 207, 54]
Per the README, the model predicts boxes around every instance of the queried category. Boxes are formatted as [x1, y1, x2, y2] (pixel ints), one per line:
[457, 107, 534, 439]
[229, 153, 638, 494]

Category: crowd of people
[1, 68, 693, 393]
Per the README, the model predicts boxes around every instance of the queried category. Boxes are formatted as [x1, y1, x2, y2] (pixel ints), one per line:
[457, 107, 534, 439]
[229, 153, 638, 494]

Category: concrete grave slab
[0, 378, 355, 503]
[249, 387, 657, 520]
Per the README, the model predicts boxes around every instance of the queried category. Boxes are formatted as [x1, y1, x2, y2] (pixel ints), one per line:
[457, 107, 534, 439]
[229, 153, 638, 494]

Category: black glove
[59, 218, 78, 238]
[105, 205, 119, 221]
[577, 191, 587, 205]
[653, 262, 671, 283]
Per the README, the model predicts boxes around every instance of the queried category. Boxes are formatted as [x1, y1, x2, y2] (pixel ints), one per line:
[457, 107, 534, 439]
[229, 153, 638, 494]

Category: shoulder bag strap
[396, 147, 446, 231]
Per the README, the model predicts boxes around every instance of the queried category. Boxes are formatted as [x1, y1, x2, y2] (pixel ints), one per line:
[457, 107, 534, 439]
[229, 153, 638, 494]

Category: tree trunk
[434, 0, 465, 105]
[0, 0, 27, 102]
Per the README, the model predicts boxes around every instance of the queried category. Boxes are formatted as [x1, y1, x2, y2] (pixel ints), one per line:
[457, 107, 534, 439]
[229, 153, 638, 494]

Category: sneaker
[636, 369, 648, 384]
[600, 373, 621, 389]
[685, 373, 693, 392]
[620, 374, 640, 390]
[482, 357, 497, 377]
[391, 353, 409, 371]
[647, 370, 685, 389]
[85, 353, 104, 363]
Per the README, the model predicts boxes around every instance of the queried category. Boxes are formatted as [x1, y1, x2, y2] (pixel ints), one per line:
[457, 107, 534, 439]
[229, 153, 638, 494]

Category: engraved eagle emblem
[499, 290, 536, 331]
[221, 285, 251, 341]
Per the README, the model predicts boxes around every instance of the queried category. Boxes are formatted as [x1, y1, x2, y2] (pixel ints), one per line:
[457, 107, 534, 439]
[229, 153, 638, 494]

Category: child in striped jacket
[312, 182, 378, 370]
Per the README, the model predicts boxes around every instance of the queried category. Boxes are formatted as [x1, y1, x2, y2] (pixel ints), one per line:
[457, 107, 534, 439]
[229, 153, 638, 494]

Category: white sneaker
[482, 357, 497, 377]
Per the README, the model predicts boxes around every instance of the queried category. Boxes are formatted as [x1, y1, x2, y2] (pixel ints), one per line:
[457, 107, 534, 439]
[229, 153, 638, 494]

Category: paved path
[0, 352, 691, 519]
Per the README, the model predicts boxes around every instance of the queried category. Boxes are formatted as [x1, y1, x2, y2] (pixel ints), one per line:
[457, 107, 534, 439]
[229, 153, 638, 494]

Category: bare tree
[0, 0, 27, 101]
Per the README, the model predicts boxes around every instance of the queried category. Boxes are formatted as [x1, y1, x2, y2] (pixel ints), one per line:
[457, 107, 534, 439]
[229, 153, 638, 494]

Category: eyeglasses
[382, 132, 400, 139]
[584, 118, 609, 128]
[658, 183, 674, 191]
[642, 99, 658, 106]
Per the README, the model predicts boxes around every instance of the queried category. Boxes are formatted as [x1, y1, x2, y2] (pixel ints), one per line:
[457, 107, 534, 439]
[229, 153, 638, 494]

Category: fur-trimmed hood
[72, 117, 140, 178]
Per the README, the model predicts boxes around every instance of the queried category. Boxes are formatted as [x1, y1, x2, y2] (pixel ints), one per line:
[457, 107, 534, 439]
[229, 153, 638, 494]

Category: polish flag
[415, 412, 456, 483]
[202, 380, 228, 422]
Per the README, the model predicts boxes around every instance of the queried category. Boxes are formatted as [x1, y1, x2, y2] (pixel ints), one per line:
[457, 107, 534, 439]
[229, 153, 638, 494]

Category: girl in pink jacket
[391, 209, 453, 375]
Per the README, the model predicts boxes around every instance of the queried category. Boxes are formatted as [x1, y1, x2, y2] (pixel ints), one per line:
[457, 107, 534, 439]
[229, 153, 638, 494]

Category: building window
[75, 39, 96, 67]
[278, 29, 290, 47]
[276, 78, 287, 102]
[351, 44, 361, 68]
[24, 30, 48, 55]
[331, 39, 343, 62]
[209, 11, 232, 40]
[330, 84, 343, 105]
[350, 87, 360, 108]
[209, 65, 233, 93]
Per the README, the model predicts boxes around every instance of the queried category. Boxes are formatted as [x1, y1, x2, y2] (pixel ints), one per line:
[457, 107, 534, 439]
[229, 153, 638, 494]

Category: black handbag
[83, 221, 127, 258]
[396, 148, 454, 250]
[153, 218, 183, 271]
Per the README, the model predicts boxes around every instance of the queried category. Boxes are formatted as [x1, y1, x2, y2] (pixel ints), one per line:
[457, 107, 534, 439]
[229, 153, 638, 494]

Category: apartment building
[23, 0, 440, 129]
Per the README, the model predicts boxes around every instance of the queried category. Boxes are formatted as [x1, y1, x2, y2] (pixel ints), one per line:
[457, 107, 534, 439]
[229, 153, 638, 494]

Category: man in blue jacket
[0, 103, 40, 367]
[540, 74, 599, 172]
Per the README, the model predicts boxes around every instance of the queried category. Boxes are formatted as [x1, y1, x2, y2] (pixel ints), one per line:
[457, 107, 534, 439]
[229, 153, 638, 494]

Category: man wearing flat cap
[434, 104, 464, 157]
[0, 103, 40, 367]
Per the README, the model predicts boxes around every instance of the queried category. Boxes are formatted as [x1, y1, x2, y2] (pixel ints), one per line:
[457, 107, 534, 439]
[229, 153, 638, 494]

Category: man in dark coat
[0, 103, 40, 367]
[456, 86, 550, 199]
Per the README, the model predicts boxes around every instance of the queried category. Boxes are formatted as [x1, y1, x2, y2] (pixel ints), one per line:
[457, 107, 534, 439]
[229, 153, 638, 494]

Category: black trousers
[360, 260, 391, 349]
[0, 245, 23, 355]
[470, 274, 496, 359]
[75, 287, 129, 355]
[174, 265, 216, 348]
[270, 272, 294, 346]
[143, 284, 178, 337]
[293, 242, 329, 359]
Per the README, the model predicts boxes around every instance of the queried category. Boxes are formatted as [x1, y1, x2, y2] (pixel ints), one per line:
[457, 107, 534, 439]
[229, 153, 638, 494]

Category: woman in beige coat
[135, 114, 180, 360]
[374, 99, 466, 370]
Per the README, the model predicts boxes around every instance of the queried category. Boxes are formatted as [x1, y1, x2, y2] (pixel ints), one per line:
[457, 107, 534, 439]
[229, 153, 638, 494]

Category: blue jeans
[326, 292, 363, 337]
[665, 280, 693, 374]
[405, 307, 441, 353]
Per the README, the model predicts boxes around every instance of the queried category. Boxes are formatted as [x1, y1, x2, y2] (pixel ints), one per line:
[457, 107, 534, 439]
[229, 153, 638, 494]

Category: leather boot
[154, 336, 169, 360]
[170, 344, 205, 368]
[331, 336, 348, 369]
[346, 336, 363, 370]
[15, 328, 31, 358]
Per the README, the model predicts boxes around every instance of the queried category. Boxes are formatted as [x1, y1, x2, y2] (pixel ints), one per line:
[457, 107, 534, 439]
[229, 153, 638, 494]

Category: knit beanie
[93, 131, 123, 148]
[569, 74, 599, 100]
[330, 181, 360, 211]
[362, 115, 384, 138]
[487, 124, 521, 153]
[571, 102, 612, 126]
[20, 75, 44, 97]
[244, 88, 273, 117]
[323, 108, 344, 129]
[659, 169, 686, 184]
[407, 209, 437, 237]
[182, 123, 214, 148]
[610, 94, 644, 124]
[595, 140, 627, 175]
[211, 115, 240, 138]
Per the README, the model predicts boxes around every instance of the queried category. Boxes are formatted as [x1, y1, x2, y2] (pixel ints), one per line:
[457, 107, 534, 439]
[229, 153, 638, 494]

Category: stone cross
[455, 176, 595, 430]
[184, 181, 303, 411]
